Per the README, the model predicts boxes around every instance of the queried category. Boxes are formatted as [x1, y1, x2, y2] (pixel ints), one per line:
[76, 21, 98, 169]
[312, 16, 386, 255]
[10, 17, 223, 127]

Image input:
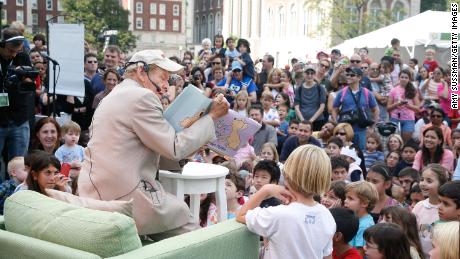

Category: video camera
[3, 66, 39, 93]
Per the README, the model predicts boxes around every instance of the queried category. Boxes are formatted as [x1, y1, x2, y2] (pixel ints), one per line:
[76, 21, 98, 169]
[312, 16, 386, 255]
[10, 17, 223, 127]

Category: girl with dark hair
[413, 126, 454, 172]
[234, 38, 255, 79]
[17, 151, 69, 195]
[188, 66, 211, 97]
[211, 34, 226, 58]
[32, 117, 62, 154]
[420, 107, 452, 147]
[382, 206, 423, 259]
[366, 162, 400, 223]
[387, 69, 421, 142]
[421, 66, 446, 103]
[363, 223, 412, 259]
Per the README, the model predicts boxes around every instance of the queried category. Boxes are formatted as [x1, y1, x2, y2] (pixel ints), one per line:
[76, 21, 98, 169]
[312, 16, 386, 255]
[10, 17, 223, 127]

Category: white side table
[159, 162, 229, 225]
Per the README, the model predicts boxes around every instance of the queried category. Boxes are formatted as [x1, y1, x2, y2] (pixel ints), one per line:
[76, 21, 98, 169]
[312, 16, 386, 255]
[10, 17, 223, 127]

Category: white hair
[201, 38, 212, 45]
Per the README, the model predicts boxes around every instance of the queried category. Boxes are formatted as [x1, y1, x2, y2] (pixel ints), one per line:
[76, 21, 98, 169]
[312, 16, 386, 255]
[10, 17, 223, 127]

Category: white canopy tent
[331, 10, 451, 58]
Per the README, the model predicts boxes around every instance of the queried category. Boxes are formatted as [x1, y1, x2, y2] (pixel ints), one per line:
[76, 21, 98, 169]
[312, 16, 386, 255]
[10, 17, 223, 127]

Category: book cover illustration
[163, 86, 212, 132]
[208, 110, 261, 157]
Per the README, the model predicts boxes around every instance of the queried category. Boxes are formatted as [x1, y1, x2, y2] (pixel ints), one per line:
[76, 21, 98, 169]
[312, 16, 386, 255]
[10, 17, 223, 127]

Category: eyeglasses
[350, 60, 361, 64]
[320, 64, 329, 69]
[212, 62, 221, 65]
[87, 60, 98, 64]
[346, 73, 357, 77]
[336, 132, 347, 136]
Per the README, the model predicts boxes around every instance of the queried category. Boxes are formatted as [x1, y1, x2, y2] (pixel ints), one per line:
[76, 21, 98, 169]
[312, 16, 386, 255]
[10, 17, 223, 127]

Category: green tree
[62, 0, 136, 53]
[421, 0, 447, 12]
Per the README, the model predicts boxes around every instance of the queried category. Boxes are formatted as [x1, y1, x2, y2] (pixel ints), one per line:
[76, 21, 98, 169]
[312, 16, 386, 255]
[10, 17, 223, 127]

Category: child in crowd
[321, 180, 346, 209]
[363, 133, 384, 171]
[237, 145, 336, 259]
[409, 184, 424, 209]
[331, 156, 349, 182]
[381, 206, 424, 259]
[261, 91, 280, 127]
[344, 181, 379, 253]
[287, 119, 299, 137]
[264, 68, 284, 99]
[276, 103, 289, 147]
[55, 121, 84, 170]
[398, 167, 420, 203]
[326, 137, 344, 158]
[196, 193, 217, 227]
[366, 162, 400, 223]
[160, 96, 171, 110]
[0, 157, 27, 214]
[252, 160, 281, 208]
[423, 48, 438, 73]
[275, 92, 296, 122]
[438, 180, 460, 222]
[198, 38, 212, 59]
[280, 70, 295, 106]
[224, 37, 239, 68]
[233, 90, 250, 117]
[225, 173, 245, 219]
[341, 146, 363, 182]
[330, 208, 362, 259]
[363, 223, 412, 259]
[393, 139, 418, 177]
[16, 152, 69, 194]
[412, 164, 448, 258]
[430, 221, 459, 259]
[234, 39, 255, 79]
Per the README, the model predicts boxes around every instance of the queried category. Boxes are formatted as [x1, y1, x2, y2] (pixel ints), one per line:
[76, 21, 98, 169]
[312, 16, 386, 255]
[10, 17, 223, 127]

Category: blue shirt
[333, 86, 377, 130]
[349, 214, 374, 248]
[55, 144, 85, 163]
[0, 179, 18, 215]
[216, 76, 257, 95]
[363, 150, 385, 170]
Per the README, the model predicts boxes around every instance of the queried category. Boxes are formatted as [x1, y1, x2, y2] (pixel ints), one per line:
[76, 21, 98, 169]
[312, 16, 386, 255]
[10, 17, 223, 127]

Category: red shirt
[423, 59, 439, 73]
[333, 247, 363, 259]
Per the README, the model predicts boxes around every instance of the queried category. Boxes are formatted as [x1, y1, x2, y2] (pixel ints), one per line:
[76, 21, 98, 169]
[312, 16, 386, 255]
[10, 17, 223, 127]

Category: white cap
[340, 146, 361, 165]
[129, 49, 183, 73]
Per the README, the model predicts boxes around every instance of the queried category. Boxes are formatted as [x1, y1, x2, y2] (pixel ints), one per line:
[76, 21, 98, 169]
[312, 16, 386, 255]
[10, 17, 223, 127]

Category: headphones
[0, 35, 25, 48]
[124, 60, 149, 72]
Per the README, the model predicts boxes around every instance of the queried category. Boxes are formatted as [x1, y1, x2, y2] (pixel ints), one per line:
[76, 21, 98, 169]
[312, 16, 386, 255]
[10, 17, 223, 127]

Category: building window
[159, 4, 166, 15]
[217, 0, 221, 8]
[278, 6, 285, 37]
[16, 0, 23, 6]
[173, 19, 179, 31]
[16, 10, 23, 22]
[31, 0, 38, 9]
[1, 10, 7, 24]
[173, 4, 180, 16]
[136, 2, 143, 14]
[392, 1, 406, 22]
[136, 17, 143, 29]
[57, 0, 63, 11]
[345, 1, 359, 23]
[209, 0, 213, 10]
[369, 0, 382, 30]
[150, 18, 156, 30]
[31, 13, 38, 25]
[150, 3, 157, 15]
[208, 14, 213, 37]
[46, 0, 53, 10]
[215, 12, 221, 35]
[159, 18, 165, 30]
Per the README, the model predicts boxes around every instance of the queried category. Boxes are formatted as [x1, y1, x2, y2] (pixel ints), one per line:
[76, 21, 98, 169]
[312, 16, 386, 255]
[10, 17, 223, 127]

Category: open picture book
[164, 86, 261, 157]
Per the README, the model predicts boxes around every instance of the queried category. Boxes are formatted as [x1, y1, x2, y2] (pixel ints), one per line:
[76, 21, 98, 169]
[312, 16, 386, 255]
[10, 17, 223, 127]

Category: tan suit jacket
[78, 78, 216, 235]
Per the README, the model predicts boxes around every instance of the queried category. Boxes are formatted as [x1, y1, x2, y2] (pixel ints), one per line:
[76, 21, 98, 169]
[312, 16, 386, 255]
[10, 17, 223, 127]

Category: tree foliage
[62, 0, 136, 53]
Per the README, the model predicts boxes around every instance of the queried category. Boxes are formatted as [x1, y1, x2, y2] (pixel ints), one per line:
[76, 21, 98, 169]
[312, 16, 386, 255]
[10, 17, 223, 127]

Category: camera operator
[0, 28, 36, 166]
[187, 66, 212, 97]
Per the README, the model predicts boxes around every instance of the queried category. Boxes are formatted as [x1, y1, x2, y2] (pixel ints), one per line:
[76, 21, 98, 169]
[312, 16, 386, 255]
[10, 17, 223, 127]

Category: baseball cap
[346, 67, 363, 76]
[231, 60, 243, 71]
[304, 65, 316, 72]
[331, 49, 341, 55]
[128, 49, 183, 73]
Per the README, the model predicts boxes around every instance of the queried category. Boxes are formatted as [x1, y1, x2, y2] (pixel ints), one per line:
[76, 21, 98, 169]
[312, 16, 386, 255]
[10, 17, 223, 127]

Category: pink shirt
[389, 85, 416, 120]
[437, 83, 451, 115]
[413, 149, 454, 172]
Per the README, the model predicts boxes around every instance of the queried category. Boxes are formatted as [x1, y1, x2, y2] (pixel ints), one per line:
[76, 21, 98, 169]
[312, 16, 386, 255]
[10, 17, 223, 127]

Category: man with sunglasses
[84, 53, 98, 81]
[217, 61, 257, 104]
[331, 67, 379, 150]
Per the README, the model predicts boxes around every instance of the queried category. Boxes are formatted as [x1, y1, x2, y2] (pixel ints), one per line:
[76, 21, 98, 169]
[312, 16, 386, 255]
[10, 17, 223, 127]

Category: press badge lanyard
[0, 60, 13, 107]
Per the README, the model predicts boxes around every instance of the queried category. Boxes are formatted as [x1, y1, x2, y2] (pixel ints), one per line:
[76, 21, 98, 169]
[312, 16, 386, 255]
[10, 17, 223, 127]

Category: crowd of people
[0, 21, 459, 259]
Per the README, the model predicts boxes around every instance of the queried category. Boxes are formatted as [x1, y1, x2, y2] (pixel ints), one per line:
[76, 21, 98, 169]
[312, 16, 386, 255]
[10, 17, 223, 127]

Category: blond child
[237, 145, 336, 259]
[233, 90, 250, 117]
[54, 121, 84, 178]
[1, 157, 27, 214]
[344, 181, 379, 253]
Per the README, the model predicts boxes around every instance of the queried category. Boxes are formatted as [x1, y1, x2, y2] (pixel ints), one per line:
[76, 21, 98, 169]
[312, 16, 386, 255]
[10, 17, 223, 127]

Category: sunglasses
[346, 73, 357, 77]
[212, 62, 221, 65]
[350, 60, 361, 64]
[320, 64, 329, 69]
[87, 60, 98, 64]
[336, 132, 347, 136]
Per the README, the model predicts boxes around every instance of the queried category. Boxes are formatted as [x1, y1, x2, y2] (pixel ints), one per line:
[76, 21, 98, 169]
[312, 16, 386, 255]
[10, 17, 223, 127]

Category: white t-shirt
[246, 202, 336, 259]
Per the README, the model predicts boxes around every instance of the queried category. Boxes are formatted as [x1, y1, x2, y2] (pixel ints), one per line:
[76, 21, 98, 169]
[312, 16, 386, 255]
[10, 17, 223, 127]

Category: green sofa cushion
[4, 191, 142, 258]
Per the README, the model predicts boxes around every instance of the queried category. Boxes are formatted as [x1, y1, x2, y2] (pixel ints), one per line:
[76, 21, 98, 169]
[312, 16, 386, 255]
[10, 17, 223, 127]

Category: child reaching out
[237, 145, 336, 259]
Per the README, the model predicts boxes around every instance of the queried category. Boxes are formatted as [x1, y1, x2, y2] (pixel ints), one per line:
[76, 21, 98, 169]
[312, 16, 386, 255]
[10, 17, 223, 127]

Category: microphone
[41, 53, 59, 65]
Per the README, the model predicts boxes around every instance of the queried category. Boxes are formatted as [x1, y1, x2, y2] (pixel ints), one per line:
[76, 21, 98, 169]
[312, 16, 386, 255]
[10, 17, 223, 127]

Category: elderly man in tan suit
[78, 50, 229, 237]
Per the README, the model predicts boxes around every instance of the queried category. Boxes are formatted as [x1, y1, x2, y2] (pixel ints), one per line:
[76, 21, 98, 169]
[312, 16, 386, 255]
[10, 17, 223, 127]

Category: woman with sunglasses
[419, 108, 452, 148]
[333, 123, 367, 175]
[413, 126, 454, 172]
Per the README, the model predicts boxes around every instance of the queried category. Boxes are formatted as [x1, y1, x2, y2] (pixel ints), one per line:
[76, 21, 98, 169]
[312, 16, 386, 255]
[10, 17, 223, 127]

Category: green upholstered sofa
[0, 191, 259, 259]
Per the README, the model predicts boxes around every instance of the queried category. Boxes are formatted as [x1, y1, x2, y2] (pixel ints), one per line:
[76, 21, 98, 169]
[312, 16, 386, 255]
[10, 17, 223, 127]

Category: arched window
[392, 1, 406, 22]
[201, 16, 207, 41]
[345, 1, 359, 23]
[290, 4, 297, 36]
[215, 12, 222, 34]
[369, 0, 382, 30]
[278, 5, 286, 37]
[195, 16, 200, 43]
[209, 0, 213, 9]
[208, 14, 214, 38]
[267, 7, 274, 36]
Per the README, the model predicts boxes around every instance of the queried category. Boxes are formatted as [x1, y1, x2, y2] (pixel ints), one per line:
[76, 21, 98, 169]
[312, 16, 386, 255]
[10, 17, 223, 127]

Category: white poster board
[48, 23, 85, 97]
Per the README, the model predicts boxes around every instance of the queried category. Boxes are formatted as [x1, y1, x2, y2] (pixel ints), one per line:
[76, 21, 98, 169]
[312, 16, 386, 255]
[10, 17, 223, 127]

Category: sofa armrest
[0, 229, 101, 259]
[0, 216, 5, 230]
[110, 219, 259, 259]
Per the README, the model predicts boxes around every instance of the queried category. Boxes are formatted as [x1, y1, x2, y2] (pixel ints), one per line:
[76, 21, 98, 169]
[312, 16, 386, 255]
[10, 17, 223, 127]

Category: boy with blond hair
[344, 181, 379, 253]
[55, 121, 84, 179]
[1, 157, 27, 214]
[237, 145, 336, 259]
